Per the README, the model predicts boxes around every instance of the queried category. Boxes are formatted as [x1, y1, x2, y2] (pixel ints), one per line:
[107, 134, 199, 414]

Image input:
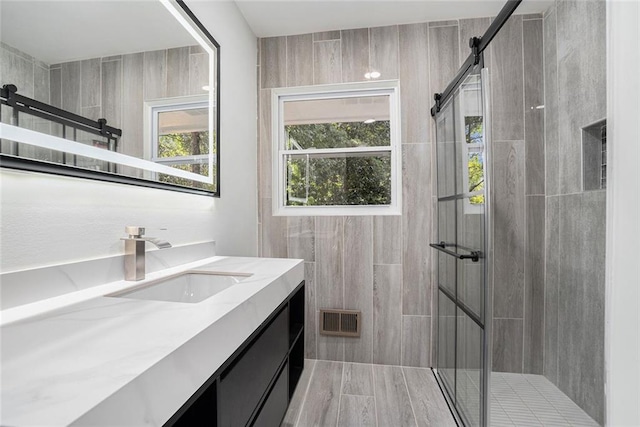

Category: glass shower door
[433, 65, 489, 427]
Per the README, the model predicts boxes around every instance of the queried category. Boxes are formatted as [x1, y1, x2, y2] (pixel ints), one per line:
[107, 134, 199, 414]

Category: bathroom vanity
[169, 278, 305, 426]
[0, 256, 304, 426]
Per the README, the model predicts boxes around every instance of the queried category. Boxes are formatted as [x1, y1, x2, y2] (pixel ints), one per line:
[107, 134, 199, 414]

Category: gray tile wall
[1, 43, 41, 100]
[256, 14, 551, 377]
[1, 43, 57, 161]
[49, 46, 207, 178]
[258, 11, 605, 422]
[488, 12, 606, 423]
[486, 14, 547, 376]
[420, 15, 549, 378]
[1, 42, 206, 178]
[542, 0, 606, 423]
[258, 23, 452, 367]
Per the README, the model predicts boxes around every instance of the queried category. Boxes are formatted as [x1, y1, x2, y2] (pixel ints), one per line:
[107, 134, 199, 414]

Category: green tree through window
[285, 122, 391, 206]
[157, 130, 216, 191]
[468, 153, 485, 204]
[465, 116, 485, 205]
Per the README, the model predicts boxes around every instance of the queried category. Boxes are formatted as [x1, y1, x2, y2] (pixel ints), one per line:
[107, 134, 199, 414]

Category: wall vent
[319, 309, 361, 337]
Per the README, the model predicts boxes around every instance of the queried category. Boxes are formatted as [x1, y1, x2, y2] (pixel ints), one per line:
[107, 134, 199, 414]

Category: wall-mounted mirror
[0, 0, 220, 195]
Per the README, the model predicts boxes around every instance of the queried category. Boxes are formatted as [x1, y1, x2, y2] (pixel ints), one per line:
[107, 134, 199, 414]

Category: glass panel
[1, 111, 67, 164]
[159, 163, 215, 191]
[0, 103, 10, 124]
[458, 73, 486, 199]
[438, 200, 457, 295]
[438, 200, 457, 243]
[74, 129, 113, 172]
[158, 108, 208, 136]
[438, 252, 457, 297]
[435, 64, 487, 426]
[158, 109, 210, 158]
[283, 95, 390, 149]
[436, 99, 457, 198]
[438, 291, 457, 399]
[465, 116, 483, 144]
[460, 75, 484, 143]
[467, 150, 485, 199]
[285, 151, 391, 206]
[3, 109, 118, 172]
[456, 199, 485, 320]
[157, 131, 210, 158]
[456, 312, 483, 427]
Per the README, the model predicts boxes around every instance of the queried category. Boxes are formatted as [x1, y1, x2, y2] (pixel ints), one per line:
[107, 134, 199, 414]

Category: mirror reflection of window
[149, 99, 215, 191]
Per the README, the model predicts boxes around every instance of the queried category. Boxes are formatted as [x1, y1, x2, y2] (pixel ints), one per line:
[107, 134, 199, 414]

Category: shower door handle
[429, 242, 481, 262]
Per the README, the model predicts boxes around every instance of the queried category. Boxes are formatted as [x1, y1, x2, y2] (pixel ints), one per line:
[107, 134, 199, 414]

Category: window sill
[273, 204, 401, 217]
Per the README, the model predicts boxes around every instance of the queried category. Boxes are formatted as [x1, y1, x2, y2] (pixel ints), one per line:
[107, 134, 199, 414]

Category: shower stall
[431, 0, 607, 425]
[432, 63, 490, 426]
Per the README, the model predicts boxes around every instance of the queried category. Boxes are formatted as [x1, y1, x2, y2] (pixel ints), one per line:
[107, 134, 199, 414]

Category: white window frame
[143, 95, 212, 182]
[271, 81, 402, 216]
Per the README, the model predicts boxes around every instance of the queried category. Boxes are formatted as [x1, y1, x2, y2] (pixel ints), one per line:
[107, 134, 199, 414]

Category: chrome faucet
[122, 226, 172, 281]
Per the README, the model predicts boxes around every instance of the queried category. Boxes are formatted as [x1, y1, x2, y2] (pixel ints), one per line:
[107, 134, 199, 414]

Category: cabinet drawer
[218, 306, 289, 427]
[251, 362, 288, 427]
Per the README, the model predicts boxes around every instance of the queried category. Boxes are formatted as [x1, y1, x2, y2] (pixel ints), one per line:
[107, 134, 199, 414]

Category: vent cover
[319, 309, 361, 337]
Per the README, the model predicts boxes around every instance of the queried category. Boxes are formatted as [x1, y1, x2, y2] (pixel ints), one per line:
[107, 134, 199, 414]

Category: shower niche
[583, 119, 607, 191]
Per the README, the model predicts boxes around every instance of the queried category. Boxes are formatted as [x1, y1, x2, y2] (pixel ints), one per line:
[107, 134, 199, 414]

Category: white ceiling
[234, 0, 553, 38]
[0, 1, 198, 64]
[0, 0, 553, 64]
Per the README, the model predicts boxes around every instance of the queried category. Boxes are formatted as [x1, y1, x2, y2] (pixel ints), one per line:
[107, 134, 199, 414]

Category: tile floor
[282, 360, 456, 427]
[282, 361, 600, 426]
[490, 373, 599, 427]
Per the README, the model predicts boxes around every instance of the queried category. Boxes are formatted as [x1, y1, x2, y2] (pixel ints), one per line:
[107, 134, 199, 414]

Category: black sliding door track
[431, 0, 522, 116]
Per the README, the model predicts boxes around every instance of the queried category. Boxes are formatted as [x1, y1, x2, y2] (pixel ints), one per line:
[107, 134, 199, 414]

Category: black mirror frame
[0, 0, 221, 198]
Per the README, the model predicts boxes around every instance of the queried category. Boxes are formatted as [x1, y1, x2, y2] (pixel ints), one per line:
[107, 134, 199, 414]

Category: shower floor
[490, 372, 599, 426]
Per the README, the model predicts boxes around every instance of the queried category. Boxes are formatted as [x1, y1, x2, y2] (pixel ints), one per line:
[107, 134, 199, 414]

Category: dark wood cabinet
[252, 362, 289, 427]
[171, 383, 217, 427]
[219, 306, 288, 426]
[165, 281, 305, 427]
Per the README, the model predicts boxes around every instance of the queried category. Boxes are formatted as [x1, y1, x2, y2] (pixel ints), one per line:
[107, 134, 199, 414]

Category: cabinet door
[218, 306, 289, 427]
[251, 363, 288, 427]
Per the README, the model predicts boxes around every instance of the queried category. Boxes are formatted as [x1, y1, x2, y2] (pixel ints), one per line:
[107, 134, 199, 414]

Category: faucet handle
[125, 226, 145, 238]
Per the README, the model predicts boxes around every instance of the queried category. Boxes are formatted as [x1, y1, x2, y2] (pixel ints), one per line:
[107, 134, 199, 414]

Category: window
[146, 96, 215, 191]
[272, 81, 401, 216]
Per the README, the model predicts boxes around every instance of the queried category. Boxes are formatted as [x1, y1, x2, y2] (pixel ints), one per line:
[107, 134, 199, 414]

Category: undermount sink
[111, 271, 252, 303]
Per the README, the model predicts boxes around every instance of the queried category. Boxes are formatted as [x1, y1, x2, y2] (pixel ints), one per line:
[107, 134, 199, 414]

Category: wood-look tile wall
[1, 42, 207, 176]
[454, 11, 605, 424]
[481, 14, 547, 379]
[486, 2, 606, 422]
[543, 0, 606, 423]
[256, 15, 555, 376]
[49, 46, 208, 177]
[258, 24, 447, 367]
[1, 43, 48, 102]
[0, 42, 56, 160]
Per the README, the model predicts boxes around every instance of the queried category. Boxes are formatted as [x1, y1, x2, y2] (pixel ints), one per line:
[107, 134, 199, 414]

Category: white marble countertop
[0, 256, 304, 426]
